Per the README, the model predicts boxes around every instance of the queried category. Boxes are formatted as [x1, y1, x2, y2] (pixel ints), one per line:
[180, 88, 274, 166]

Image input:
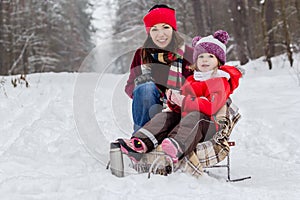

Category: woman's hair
[141, 30, 184, 64]
[149, 4, 174, 11]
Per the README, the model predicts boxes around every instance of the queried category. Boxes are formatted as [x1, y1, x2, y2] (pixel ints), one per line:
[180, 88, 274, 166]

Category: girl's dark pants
[133, 111, 217, 157]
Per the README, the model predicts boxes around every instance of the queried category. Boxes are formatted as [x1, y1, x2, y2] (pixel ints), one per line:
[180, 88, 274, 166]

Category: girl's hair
[141, 30, 184, 64]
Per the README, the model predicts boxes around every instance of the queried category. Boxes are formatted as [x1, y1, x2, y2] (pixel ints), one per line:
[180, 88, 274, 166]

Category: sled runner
[107, 99, 251, 182]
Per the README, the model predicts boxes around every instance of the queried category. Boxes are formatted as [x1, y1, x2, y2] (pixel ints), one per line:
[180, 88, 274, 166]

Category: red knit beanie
[143, 6, 177, 34]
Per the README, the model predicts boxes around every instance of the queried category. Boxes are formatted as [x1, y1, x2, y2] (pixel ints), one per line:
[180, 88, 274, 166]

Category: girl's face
[196, 53, 219, 72]
[149, 23, 173, 49]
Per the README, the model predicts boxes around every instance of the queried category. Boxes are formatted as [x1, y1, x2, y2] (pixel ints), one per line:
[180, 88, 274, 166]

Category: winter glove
[166, 89, 184, 107]
[134, 73, 154, 86]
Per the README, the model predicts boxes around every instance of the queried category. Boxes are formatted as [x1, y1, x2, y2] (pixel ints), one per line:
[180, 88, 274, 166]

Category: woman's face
[149, 23, 173, 49]
[196, 53, 219, 72]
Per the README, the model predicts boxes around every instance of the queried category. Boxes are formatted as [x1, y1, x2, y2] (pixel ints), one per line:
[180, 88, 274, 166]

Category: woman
[125, 4, 193, 132]
[119, 30, 242, 163]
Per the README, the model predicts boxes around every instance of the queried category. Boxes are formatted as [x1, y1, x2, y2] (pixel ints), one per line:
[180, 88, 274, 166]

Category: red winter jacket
[124, 45, 194, 98]
[179, 65, 242, 117]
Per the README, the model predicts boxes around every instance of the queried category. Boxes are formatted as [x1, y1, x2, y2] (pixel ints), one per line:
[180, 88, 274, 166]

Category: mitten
[134, 73, 154, 86]
[166, 89, 184, 107]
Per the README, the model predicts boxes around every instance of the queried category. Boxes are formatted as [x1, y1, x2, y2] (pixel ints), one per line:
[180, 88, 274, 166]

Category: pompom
[213, 30, 229, 44]
[192, 36, 201, 47]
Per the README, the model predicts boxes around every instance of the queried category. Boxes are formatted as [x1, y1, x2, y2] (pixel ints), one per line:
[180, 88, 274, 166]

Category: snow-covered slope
[0, 54, 299, 200]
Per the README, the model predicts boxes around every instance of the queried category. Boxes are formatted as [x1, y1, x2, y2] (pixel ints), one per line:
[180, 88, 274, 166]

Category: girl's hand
[166, 89, 184, 107]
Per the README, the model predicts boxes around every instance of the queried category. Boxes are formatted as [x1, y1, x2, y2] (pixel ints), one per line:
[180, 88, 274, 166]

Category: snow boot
[161, 138, 183, 163]
[117, 138, 145, 163]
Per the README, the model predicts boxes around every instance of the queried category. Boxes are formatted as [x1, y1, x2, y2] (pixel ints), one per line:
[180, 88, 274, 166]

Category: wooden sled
[107, 99, 251, 182]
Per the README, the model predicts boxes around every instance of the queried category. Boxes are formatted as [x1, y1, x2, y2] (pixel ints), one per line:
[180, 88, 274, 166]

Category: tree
[191, 0, 206, 36]
[261, 0, 275, 69]
[280, 0, 293, 67]
[229, 0, 250, 65]
[0, 0, 95, 75]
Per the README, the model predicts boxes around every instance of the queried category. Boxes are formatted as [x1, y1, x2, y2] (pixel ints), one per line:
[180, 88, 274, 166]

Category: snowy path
[0, 55, 300, 199]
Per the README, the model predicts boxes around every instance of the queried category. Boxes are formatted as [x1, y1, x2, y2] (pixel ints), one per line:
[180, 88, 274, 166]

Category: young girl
[118, 30, 242, 163]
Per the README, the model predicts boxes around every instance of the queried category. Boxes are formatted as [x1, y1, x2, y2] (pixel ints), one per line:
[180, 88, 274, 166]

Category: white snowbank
[0, 54, 300, 200]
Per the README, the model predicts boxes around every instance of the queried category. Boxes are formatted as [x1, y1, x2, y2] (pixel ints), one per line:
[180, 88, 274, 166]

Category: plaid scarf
[151, 45, 185, 90]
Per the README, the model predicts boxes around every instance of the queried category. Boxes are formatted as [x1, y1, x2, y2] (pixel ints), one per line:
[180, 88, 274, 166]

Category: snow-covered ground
[0, 54, 300, 200]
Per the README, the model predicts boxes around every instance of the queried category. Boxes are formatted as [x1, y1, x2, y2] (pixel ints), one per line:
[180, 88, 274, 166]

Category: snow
[1, 53, 300, 200]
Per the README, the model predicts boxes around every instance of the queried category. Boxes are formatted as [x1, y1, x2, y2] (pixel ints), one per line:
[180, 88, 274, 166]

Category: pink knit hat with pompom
[192, 30, 229, 64]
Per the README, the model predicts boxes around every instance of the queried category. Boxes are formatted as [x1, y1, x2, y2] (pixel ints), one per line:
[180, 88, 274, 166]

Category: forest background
[0, 0, 299, 76]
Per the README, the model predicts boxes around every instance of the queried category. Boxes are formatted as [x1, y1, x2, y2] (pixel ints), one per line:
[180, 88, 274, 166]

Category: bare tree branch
[8, 32, 34, 75]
